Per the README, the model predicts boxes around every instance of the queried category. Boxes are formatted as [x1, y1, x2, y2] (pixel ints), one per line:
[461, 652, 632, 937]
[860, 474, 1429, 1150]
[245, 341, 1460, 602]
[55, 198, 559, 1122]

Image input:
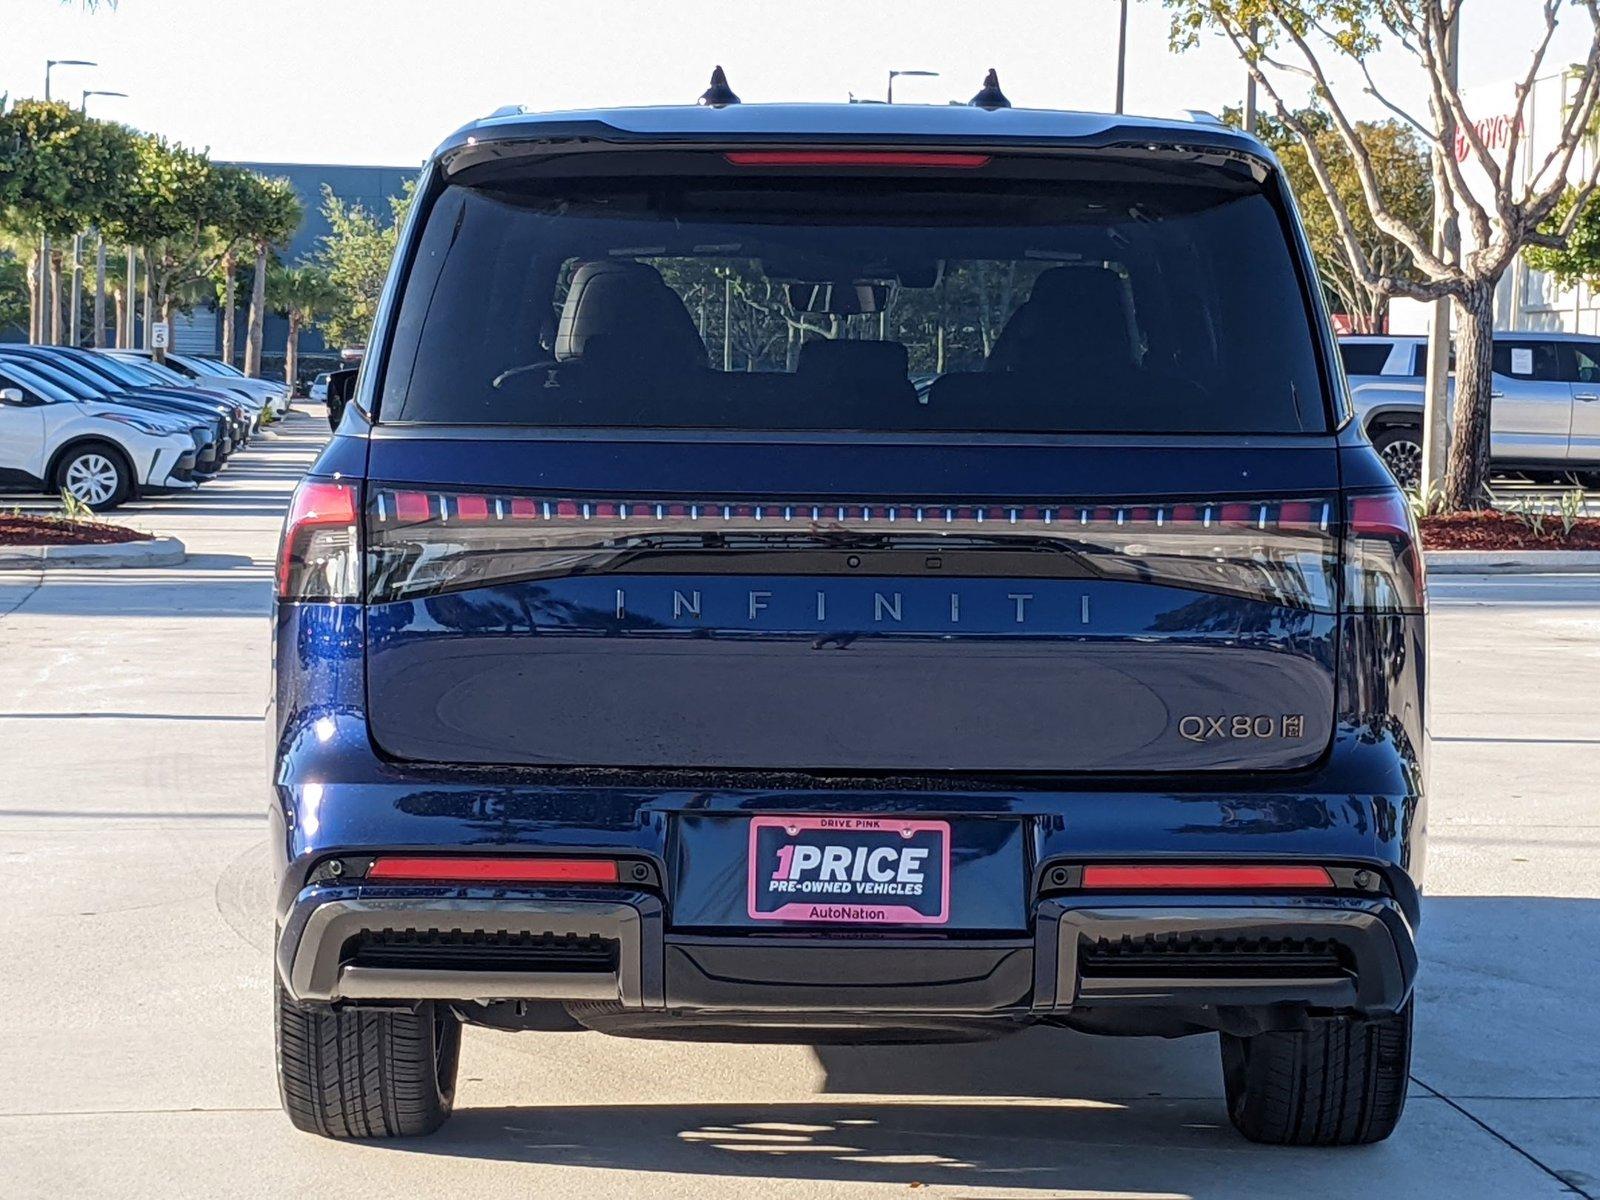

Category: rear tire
[1220, 1000, 1412, 1145]
[1371, 425, 1424, 492]
[274, 976, 461, 1138]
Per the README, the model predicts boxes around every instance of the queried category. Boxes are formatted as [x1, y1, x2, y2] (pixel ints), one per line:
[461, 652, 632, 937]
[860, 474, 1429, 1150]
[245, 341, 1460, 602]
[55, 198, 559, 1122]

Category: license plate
[747, 815, 950, 925]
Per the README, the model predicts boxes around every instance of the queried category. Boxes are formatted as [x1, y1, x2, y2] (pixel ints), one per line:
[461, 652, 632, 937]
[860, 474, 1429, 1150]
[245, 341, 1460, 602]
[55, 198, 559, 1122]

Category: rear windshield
[377, 164, 1328, 433]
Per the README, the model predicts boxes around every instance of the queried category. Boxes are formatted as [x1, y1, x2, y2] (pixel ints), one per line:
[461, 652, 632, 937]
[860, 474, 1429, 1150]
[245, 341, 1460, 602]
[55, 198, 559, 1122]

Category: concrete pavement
[1, 411, 1597, 1198]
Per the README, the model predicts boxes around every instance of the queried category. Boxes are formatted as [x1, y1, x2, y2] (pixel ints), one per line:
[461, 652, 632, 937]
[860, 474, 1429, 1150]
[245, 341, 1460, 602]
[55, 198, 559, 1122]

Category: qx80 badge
[1178, 714, 1307, 742]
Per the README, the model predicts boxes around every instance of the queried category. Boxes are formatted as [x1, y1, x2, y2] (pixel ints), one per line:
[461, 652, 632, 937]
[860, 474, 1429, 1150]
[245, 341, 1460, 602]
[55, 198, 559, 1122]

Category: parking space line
[1412, 1076, 1597, 1200]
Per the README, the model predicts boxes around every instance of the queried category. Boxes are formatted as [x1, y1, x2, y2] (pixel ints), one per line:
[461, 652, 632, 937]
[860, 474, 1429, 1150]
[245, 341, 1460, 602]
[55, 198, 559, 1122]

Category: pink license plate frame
[746, 814, 952, 925]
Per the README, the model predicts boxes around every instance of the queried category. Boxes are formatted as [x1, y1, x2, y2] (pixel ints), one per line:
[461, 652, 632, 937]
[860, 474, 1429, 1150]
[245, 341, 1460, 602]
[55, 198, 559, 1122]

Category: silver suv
[1339, 332, 1600, 487]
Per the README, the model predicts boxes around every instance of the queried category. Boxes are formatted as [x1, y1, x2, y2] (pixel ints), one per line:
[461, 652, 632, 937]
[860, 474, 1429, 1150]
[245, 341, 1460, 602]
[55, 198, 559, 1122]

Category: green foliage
[58, 488, 94, 521]
[107, 135, 228, 313]
[267, 263, 340, 323]
[235, 172, 302, 251]
[0, 100, 140, 238]
[1162, 0, 1385, 57]
[1525, 188, 1600, 286]
[0, 250, 26, 333]
[313, 181, 413, 348]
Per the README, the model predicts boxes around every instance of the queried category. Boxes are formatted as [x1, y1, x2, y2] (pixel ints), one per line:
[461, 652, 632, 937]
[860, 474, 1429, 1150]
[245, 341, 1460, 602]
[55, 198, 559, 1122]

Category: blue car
[271, 79, 1427, 1145]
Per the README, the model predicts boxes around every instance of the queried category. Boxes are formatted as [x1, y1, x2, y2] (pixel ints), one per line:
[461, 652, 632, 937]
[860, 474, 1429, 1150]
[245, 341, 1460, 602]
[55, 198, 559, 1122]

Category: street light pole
[887, 69, 939, 104]
[1115, 0, 1129, 114]
[1244, 20, 1258, 133]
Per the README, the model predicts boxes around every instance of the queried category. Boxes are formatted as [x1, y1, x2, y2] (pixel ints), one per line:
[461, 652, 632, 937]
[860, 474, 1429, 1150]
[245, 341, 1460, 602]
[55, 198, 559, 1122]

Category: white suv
[0, 361, 199, 509]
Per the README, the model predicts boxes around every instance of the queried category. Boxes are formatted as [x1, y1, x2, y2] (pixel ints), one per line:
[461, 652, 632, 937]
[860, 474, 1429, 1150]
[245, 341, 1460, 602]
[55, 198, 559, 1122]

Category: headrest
[554, 261, 705, 370]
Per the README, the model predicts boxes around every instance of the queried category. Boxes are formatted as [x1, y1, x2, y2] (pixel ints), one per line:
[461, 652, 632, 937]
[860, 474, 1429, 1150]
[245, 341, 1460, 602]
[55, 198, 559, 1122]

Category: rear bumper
[275, 884, 1415, 1025]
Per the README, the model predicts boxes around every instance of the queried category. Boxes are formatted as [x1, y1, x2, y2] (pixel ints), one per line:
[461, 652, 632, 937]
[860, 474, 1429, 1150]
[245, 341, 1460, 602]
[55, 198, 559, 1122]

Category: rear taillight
[1342, 489, 1425, 614]
[364, 486, 1342, 610]
[365, 856, 620, 884]
[277, 479, 360, 601]
[1080, 864, 1335, 890]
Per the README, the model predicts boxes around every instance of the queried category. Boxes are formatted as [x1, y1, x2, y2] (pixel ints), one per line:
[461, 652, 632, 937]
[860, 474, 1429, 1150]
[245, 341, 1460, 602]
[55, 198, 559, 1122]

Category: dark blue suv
[271, 86, 1427, 1146]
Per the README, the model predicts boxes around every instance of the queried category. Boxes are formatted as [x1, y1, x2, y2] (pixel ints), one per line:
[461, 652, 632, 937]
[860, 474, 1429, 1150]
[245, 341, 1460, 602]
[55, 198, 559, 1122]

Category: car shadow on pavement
[412, 1093, 1253, 1195]
[383, 897, 1600, 1195]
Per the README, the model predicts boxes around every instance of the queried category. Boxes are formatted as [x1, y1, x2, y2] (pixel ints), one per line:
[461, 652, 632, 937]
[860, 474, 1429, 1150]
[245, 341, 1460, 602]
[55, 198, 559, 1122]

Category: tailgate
[361, 438, 1341, 774]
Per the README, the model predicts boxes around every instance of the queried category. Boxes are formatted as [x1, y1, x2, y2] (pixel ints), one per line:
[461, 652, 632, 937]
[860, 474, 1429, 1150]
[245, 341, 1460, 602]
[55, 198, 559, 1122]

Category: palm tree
[268, 264, 339, 398]
[240, 177, 302, 378]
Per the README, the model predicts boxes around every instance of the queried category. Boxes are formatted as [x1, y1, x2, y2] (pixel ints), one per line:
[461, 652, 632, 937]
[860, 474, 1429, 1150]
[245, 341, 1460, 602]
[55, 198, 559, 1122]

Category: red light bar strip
[1080, 864, 1335, 889]
[372, 491, 1333, 533]
[366, 857, 621, 884]
[725, 150, 991, 169]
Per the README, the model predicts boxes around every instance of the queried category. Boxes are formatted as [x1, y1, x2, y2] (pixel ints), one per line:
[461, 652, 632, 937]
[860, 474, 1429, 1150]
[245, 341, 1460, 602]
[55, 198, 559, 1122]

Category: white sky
[1, 0, 1586, 167]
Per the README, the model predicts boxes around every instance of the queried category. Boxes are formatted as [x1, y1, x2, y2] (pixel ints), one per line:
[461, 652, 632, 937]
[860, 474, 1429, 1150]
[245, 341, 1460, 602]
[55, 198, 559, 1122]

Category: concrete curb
[1425, 549, 1600, 574]
[0, 535, 187, 570]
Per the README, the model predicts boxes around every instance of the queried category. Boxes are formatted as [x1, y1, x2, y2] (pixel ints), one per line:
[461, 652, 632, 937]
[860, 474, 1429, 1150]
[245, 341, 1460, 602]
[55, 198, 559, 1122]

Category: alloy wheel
[1379, 438, 1423, 490]
[63, 453, 120, 506]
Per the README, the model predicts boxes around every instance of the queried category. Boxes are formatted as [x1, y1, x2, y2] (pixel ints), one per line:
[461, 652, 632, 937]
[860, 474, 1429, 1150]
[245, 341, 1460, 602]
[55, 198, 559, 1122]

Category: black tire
[52, 440, 133, 511]
[274, 976, 461, 1138]
[1220, 1000, 1412, 1145]
[1371, 425, 1424, 492]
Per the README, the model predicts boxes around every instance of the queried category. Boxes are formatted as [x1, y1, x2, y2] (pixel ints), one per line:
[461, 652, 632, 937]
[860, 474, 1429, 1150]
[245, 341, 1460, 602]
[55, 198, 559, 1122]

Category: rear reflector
[724, 150, 992, 169]
[1080, 864, 1335, 890]
[366, 856, 621, 884]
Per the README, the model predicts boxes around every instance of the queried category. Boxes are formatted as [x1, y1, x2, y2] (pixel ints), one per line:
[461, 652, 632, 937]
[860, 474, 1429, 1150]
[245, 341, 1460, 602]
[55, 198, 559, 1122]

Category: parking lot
[0, 407, 1596, 1199]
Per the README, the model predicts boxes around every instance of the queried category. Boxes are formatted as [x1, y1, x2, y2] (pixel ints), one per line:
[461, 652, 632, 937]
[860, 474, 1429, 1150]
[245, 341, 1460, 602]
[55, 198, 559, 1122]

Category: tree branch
[1255, 7, 1459, 276]
[1499, 0, 1562, 189]
[1222, 22, 1453, 299]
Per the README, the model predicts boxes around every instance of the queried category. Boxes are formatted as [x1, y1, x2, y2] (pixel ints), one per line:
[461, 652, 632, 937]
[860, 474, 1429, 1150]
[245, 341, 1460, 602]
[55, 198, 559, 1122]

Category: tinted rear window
[378, 165, 1327, 433]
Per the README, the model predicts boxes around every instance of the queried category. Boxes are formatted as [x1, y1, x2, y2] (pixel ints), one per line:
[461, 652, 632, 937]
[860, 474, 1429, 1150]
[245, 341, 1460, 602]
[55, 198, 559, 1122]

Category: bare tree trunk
[153, 291, 172, 366]
[220, 250, 237, 366]
[285, 311, 301, 396]
[123, 246, 137, 348]
[48, 252, 63, 346]
[39, 234, 51, 345]
[1443, 282, 1496, 511]
[245, 240, 267, 378]
[142, 249, 154, 350]
[112, 288, 125, 348]
[27, 250, 41, 344]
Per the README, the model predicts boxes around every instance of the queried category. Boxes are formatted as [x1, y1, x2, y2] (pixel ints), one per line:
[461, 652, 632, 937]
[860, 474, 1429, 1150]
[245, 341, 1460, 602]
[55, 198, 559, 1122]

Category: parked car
[0, 347, 240, 462]
[308, 372, 332, 403]
[2, 355, 225, 475]
[0, 360, 198, 507]
[102, 350, 268, 431]
[115, 350, 290, 417]
[1339, 331, 1600, 488]
[271, 95, 1426, 1147]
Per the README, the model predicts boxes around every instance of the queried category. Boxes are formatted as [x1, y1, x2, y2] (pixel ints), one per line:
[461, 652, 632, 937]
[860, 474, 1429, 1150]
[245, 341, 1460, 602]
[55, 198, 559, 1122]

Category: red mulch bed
[0, 515, 153, 546]
[1420, 509, 1600, 550]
